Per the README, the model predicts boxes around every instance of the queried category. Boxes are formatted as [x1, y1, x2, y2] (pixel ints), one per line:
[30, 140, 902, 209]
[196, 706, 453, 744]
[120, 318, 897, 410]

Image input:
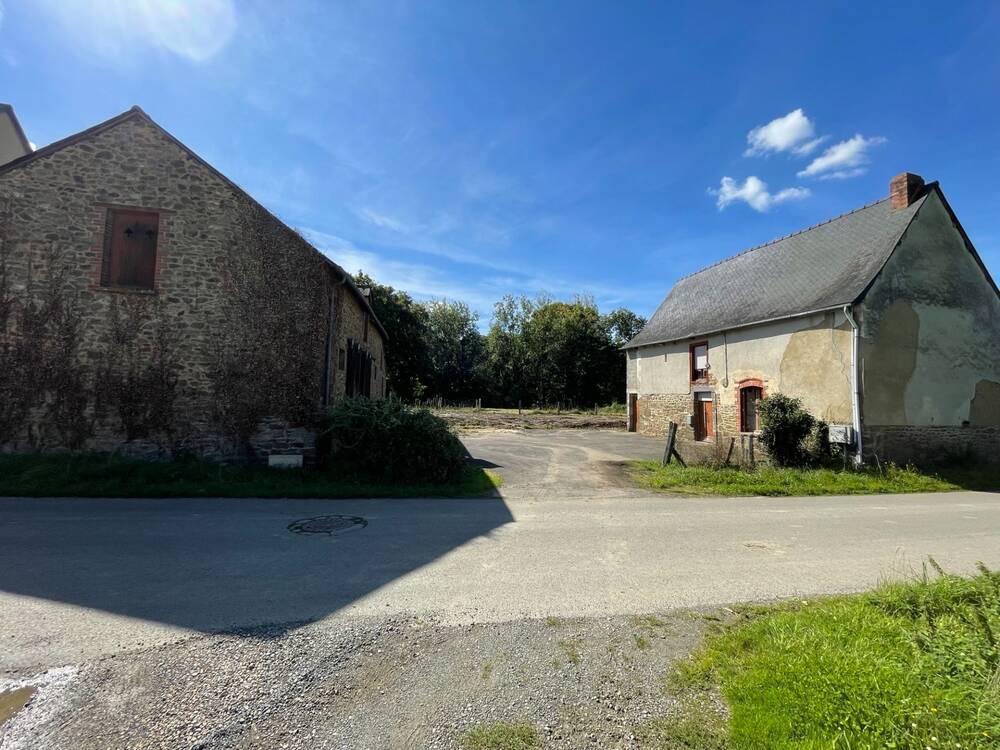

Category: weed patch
[557, 638, 582, 665]
[629, 460, 998, 496]
[460, 721, 539, 750]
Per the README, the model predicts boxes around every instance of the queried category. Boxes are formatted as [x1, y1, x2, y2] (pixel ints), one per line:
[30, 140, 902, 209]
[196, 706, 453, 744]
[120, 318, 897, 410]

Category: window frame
[736, 379, 766, 433]
[100, 207, 161, 292]
[689, 341, 709, 382]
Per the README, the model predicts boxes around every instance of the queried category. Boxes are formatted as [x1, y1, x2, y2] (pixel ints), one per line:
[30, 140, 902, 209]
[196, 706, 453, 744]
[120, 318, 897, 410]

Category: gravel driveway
[2, 429, 998, 748]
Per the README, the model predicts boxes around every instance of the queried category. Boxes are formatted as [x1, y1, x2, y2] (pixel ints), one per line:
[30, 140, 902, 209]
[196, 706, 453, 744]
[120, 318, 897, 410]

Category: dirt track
[436, 408, 624, 431]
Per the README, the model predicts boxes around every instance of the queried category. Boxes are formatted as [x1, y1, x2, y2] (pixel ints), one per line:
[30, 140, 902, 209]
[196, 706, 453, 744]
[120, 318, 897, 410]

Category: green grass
[638, 699, 730, 750]
[630, 460, 999, 496]
[557, 637, 582, 665]
[460, 721, 540, 750]
[661, 563, 1000, 749]
[0, 454, 502, 498]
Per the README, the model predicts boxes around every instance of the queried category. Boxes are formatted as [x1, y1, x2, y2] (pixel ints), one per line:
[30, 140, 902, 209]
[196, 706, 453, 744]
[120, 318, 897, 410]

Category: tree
[602, 308, 646, 349]
[355, 272, 646, 408]
[423, 299, 487, 401]
[484, 294, 539, 406]
[353, 271, 432, 401]
[524, 297, 612, 406]
[600, 307, 647, 400]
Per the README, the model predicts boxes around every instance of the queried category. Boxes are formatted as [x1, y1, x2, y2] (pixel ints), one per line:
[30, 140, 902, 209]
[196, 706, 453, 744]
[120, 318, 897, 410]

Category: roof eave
[621, 302, 854, 350]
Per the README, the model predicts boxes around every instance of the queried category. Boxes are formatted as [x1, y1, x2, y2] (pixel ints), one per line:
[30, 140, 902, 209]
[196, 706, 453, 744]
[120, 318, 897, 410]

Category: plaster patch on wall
[970, 379, 1000, 426]
[859, 192, 1000, 427]
[863, 300, 918, 424]
[778, 312, 853, 423]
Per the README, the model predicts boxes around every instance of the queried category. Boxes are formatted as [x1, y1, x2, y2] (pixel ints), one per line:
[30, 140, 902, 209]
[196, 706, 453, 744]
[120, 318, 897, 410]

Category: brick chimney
[889, 172, 925, 209]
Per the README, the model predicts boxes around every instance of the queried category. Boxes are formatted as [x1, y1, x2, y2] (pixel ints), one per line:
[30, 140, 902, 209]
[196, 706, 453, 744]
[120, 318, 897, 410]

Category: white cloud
[797, 134, 887, 179]
[302, 229, 498, 310]
[354, 206, 410, 232]
[710, 176, 810, 212]
[301, 227, 641, 322]
[36, 0, 236, 62]
[744, 109, 825, 156]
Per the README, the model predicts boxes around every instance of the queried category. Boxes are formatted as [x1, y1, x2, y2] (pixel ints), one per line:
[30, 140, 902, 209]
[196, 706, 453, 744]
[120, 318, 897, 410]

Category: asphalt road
[2, 430, 998, 675]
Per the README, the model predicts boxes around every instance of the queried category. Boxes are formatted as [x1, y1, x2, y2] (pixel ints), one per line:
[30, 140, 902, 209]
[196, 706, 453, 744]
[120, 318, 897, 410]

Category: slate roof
[0, 107, 388, 340]
[624, 191, 930, 349]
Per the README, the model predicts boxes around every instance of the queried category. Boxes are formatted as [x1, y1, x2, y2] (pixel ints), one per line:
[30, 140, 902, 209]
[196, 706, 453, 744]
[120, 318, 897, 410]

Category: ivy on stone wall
[0, 213, 94, 449]
[210, 199, 329, 443]
[0, 195, 180, 452]
[96, 295, 179, 444]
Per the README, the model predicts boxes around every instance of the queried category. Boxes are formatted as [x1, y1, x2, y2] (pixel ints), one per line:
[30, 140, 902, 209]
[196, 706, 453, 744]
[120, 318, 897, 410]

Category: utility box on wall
[828, 424, 854, 445]
[268, 454, 304, 469]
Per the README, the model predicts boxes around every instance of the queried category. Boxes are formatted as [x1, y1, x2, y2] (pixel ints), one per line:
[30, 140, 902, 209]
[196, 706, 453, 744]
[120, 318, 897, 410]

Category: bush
[757, 393, 816, 467]
[804, 419, 830, 464]
[323, 398, 468, 483]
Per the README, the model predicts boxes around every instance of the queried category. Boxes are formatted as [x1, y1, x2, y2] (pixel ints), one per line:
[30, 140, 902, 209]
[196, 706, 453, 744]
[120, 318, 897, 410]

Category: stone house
[624, 173, 1000, 465]
[0, 105, 387, 464]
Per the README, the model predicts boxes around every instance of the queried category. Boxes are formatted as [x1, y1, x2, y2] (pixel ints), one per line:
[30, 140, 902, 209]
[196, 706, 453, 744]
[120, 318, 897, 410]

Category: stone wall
[864, 425, 1000, 466]
[0, 109, 386, 462]
[330, 281, 386, 403]
[634, 392, 756, 464]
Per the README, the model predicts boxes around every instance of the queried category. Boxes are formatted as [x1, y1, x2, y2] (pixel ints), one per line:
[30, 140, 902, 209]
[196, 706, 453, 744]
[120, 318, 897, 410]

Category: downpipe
[842, 304, 863, 466]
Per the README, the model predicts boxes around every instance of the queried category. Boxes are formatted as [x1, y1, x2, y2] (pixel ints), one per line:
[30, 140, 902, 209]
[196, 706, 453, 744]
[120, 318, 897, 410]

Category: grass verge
[654, 562, 1000, 749]
[629, 460, 999, 496]
[0, 454, 502, 498]
[460, 721, 539, 750]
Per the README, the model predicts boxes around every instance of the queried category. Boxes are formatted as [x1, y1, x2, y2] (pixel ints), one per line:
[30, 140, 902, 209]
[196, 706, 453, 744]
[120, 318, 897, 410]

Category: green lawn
[0, 454, 502, 498]
[630, 460, 999, 496]
[655, 563, 1000, 749]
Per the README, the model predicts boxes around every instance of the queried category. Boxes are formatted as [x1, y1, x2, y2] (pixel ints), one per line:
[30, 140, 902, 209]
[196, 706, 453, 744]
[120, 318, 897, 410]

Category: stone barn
[625, 173, 1000, 466]
[0, 105, 387, 464]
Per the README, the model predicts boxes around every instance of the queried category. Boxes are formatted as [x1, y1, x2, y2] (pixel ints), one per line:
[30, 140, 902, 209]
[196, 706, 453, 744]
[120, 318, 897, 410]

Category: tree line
[354, 272, 646, 408]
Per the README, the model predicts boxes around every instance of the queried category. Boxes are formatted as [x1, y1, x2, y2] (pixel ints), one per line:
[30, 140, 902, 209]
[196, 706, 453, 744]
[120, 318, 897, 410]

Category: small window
[740, 386, 763, 432]
[338, 348, 346, 371]
[690, 342, 709, 381]
[101, 209, 159, 290]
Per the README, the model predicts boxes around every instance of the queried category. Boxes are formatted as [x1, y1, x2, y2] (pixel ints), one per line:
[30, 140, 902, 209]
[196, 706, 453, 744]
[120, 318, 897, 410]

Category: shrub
[804, 419, 830, 465]
[323, 398, 467, 483]
[757, 393, 816, 467]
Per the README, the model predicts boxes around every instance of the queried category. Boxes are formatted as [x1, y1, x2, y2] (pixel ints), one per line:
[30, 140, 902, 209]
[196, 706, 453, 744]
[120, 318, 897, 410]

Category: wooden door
[628, 393, 638, 432]
[694, 393, 714, 441]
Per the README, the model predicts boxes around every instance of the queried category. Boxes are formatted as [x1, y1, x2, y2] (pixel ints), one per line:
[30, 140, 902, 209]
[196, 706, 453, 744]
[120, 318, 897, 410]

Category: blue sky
[2, 1, 999, 323]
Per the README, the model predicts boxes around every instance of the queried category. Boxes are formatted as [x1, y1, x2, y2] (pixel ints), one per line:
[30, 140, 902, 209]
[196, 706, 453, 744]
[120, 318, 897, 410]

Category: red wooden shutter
[108, 210, 158, 289]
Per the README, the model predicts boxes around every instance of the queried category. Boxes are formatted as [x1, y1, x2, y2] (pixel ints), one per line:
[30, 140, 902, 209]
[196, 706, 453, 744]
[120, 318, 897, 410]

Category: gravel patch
[4, 611, 723, 749]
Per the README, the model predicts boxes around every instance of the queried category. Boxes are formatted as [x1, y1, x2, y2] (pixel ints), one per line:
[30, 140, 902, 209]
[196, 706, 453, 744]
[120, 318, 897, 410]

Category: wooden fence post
[662, 421, 687, 467]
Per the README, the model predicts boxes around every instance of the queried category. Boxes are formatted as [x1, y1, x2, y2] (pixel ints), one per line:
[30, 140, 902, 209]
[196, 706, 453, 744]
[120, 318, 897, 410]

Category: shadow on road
[0, 494, 513, 637]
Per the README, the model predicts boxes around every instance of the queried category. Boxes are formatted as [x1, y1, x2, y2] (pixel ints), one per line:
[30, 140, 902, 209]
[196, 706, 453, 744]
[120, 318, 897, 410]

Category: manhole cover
[288, 515, 367, 536]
